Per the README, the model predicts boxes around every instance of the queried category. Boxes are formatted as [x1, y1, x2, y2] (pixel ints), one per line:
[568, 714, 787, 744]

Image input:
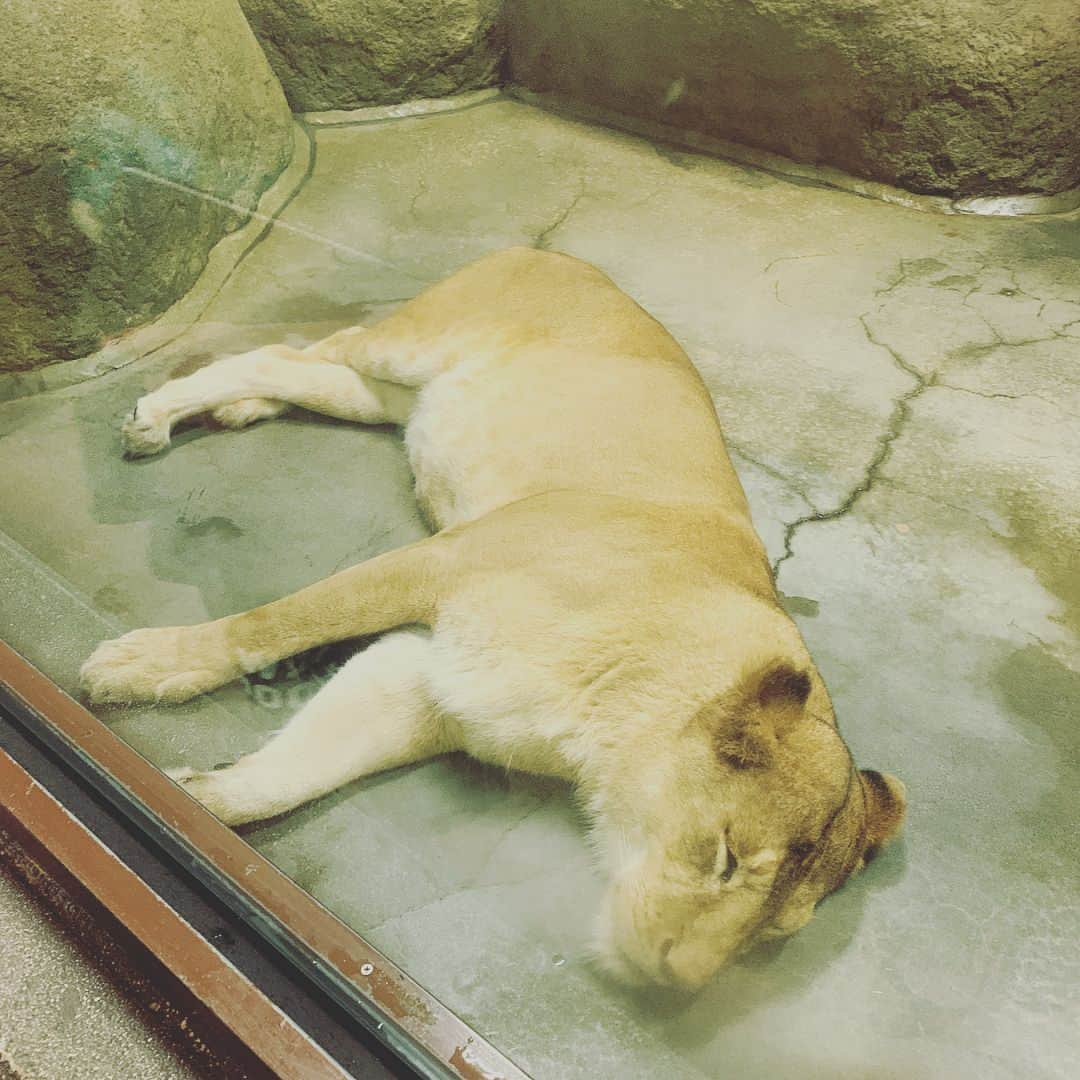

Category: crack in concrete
[771, 314, 930, 580]
[728, 444, 815, 511]
[871, 257, 916, 298]
[960, 290, 1057, 351]
[407, 176, 429, 222]
[763, 252, 837, 306]
[770, 254, 1075, 583]
[933, 381, 1076, 419]
[954, 265, 1080, 351]
[761, 252, 832, 276]
[533, 180, 588, 250]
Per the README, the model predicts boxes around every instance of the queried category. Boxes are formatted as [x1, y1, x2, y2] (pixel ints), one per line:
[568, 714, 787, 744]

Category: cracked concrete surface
[0, 96, 1077, 1078]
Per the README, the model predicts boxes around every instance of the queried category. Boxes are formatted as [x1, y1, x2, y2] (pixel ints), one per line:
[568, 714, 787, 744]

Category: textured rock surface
[0, 0, 293, 373]
[503, 0, 1080, 198]
[239, 0, 504, 111]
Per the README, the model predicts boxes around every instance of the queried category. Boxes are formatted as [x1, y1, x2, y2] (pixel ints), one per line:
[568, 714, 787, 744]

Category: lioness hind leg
[168, 630, 454, 825]
[122, 343, 415, 457]
[211, 396, 291, 429]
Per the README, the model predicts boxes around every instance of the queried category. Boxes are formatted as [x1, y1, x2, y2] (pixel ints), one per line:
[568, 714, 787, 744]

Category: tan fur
[81, 247, 905, 990]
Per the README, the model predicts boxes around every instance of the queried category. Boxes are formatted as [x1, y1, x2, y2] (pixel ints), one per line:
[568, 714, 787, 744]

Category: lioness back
[367, 247, 752, 527]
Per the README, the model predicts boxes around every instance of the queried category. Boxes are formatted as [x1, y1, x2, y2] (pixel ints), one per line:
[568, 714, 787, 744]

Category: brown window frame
[0, 639, 525, 1080]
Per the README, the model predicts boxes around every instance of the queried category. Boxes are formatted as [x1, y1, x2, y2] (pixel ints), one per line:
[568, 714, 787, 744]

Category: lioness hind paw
[212, 398, 288, 429]
[165, 764, 254, 826]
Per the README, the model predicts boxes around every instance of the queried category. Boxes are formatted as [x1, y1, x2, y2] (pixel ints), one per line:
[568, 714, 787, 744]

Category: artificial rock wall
[503, 0, 1080, 199]
[5, 0, 1079, 375]
[0, 0, 294, 373]
[238, 0, 505, 112]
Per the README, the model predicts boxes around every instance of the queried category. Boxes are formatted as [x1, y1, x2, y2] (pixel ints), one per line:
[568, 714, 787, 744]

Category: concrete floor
[1, 95, 1078, 1078]
[0, 852, 202, 1079]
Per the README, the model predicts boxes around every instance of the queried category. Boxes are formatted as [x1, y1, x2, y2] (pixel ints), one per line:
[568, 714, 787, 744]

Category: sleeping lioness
[81, 247, 905, 991]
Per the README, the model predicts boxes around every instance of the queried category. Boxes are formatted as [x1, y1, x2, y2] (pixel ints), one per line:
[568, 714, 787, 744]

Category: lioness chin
[81, 247, 905, 991]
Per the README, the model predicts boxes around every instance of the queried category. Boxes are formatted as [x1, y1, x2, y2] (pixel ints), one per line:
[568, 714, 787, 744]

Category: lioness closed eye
[81, 247, 905, 991]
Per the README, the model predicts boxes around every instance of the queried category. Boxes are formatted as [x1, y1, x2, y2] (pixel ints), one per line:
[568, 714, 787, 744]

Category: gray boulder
[0, 0, 294, 373]
[239, 0, 505, 112]
[503, 0, 1080, 198]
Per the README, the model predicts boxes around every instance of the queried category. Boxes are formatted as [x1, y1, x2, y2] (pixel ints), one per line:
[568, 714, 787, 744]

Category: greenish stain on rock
[0, 0, 294, 374]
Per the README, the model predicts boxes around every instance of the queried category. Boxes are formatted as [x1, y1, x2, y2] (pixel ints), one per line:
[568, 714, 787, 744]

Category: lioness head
[597, 658, 905, 991]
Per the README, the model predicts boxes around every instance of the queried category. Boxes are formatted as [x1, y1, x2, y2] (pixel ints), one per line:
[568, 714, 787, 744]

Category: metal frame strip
[0, 639, 524, 1080]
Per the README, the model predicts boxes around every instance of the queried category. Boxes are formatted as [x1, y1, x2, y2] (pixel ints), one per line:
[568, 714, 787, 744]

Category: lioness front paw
[80, 625, 236, 705]
[121, 403, 171, 458]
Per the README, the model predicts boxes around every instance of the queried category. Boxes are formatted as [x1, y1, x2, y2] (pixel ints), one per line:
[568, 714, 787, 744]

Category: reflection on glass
[3, 5, 1078, 1078]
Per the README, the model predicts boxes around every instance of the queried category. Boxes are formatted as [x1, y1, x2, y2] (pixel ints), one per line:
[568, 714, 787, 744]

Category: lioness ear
[712, 661, 812, 769]
[859, 770, 907, 860]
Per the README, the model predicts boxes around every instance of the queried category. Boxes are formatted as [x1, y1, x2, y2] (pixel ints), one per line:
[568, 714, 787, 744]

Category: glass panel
[3, 7, 1078, 1079]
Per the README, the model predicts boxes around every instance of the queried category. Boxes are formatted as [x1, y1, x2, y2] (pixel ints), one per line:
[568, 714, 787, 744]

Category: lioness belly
[426, 619, 584, 781]
[404, 345, 732, 529]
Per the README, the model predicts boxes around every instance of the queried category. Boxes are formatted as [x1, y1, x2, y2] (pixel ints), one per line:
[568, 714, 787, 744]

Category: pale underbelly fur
[402, 356, 597, 781]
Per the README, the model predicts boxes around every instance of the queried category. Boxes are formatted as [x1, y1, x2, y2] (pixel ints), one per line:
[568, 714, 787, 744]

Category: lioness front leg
[80, 621, 239, 705]
[168, 631, 452, 825]
[80, 537, 448, 705]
